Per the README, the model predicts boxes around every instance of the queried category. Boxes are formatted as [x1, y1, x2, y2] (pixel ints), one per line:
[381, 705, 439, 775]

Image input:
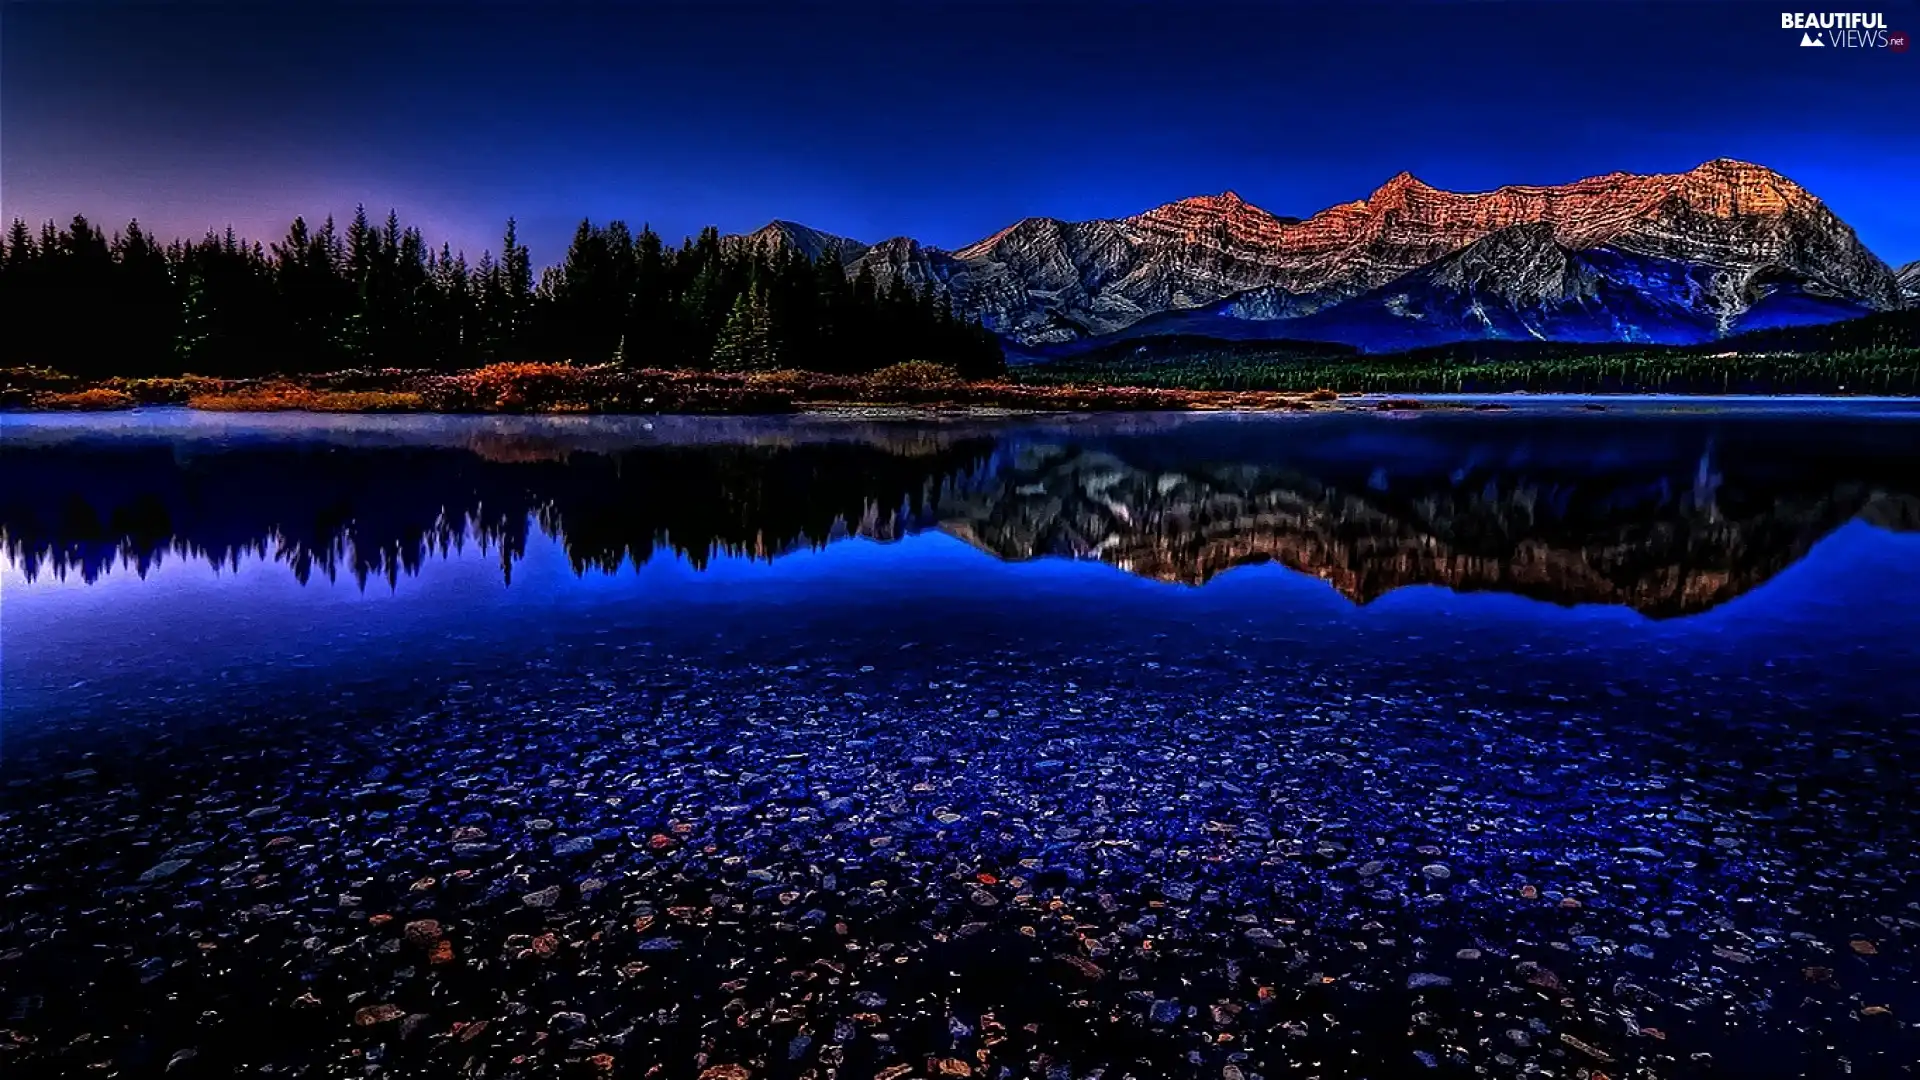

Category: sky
[4, 1, 1917, 268]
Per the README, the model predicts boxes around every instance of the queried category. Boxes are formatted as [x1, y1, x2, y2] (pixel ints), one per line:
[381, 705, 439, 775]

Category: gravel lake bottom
[2, 405, 1917, 1079]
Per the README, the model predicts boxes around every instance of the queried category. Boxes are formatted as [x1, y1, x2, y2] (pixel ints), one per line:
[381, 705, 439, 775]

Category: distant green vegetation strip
[1020, 346, 1920, 394]
[1017, 312, 1920, 394]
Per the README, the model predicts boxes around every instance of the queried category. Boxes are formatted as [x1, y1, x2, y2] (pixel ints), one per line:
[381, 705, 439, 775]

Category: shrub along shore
[1, 362, 1353, 415]
[9, 354, 1915, 418]
[12, 309, 1920, 416]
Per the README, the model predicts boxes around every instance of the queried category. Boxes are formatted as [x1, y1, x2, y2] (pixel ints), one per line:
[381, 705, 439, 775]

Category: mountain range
[725, 159, 1910, 356]
[12, 417, 1920, 616]
[937, 441, 1920, 618]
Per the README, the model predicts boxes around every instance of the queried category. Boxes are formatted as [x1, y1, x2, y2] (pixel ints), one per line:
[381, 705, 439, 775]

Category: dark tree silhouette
[0, 211, 1004, 380]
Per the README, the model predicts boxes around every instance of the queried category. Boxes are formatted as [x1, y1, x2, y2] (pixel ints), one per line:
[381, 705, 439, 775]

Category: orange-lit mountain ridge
[730, 160, 1906, 349]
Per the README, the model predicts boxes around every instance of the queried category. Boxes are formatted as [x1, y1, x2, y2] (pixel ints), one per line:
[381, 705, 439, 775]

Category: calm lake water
[2, 403, 1917, 1079]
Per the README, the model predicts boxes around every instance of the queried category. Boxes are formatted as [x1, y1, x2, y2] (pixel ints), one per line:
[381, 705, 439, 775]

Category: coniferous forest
[0, 211, 1006, 381]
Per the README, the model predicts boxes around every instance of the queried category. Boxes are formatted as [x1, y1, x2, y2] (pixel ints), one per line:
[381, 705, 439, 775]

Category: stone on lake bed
[398, 1013, 431, 1040]
[6, 453, 1914, 1080]
[1057, 954, 1105, 980]
[548, 1010, 588, 1034]
[353, 1004, 403, 1026]
[1244, 927, 1285, 950]
[139, 859, 192, 882]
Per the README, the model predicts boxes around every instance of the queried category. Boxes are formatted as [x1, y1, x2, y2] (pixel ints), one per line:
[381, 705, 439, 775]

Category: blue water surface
[1, 403, 1916, 1079]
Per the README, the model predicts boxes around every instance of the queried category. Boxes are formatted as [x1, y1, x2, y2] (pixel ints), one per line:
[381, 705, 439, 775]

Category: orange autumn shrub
[103, 376, 232, 404]
[864, 360, 962, 389]
[422, 363, 599, 412]
[31, 387, 137, 410]
[189, 385, 424, 411]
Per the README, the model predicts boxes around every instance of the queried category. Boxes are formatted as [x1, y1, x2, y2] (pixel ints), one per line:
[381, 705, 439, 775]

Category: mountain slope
[1066, 223, 1876, 353]
[1252, 224, 1870, 351]
[936, 442, 1920, 618]
[1900, 260, 1920, 303]
[725, 159, 1903, 350]
[723, 220, 869, 265]
[975, 161, 1903, 345]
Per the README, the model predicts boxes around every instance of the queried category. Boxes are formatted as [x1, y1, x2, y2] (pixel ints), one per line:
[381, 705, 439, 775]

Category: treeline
[1028, 311, 1920, 394]
[1028, 343, 1920, 394]
[1, 436, 999, 586]
[0, 211, 1004, 380]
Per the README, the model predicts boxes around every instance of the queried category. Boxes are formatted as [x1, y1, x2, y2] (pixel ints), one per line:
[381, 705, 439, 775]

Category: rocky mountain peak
[728, 220, 869, 265]
[1130, 190, 1285, 224]
[1365, 171, 1435, 206]
[1671, 158, 1818, 217]
[719, 159, 1901, 347]
[953, 217, 1064, 260]
[1173, 190, 1248, 211]
[1123, 191, 1297, 251]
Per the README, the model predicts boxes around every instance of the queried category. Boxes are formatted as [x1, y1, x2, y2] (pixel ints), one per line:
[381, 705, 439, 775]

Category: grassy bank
[1021, 311, 1920, 394]
[11, 308, 1920, 413]
[1022, 344, 1920, 395]
[1, 361, 1341, 415]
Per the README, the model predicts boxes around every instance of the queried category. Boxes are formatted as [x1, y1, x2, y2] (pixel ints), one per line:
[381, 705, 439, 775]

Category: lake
[3, 402, 1917, 1079]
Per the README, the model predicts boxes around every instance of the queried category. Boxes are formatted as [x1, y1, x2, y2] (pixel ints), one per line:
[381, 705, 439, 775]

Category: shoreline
[10, 393, 1920, 420]
[8, 362, 1920, 418]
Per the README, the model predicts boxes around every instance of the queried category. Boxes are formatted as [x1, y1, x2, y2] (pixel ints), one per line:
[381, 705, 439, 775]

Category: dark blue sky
[5, 1, 1917, 266]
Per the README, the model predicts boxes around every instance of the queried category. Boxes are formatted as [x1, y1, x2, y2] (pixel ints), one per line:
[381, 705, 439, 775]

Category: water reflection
[5, 407, 1920, 1080]
[5, 407, 1919, 616]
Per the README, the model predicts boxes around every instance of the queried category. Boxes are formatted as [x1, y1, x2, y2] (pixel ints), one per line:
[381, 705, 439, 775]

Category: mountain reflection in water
[4, 406, 1919, 617]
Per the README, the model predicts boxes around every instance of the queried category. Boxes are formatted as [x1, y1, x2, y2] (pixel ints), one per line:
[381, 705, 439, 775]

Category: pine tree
[621, 224, 669, 367]
[710, 287, 777, 372]
[501, 217, 533, 354]
[175, 268, 212, 368]
[395, 225, 430, 363]
[4, 219, 33, 269]
[709, 292, 753, 372]
[115, 218, 176, 371]
[344, 206, 376, 361]
[0, 206, 1008, 381]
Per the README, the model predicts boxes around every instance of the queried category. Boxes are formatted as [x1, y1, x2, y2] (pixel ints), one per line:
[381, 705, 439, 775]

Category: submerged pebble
[2, 577, 1916, 1078]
